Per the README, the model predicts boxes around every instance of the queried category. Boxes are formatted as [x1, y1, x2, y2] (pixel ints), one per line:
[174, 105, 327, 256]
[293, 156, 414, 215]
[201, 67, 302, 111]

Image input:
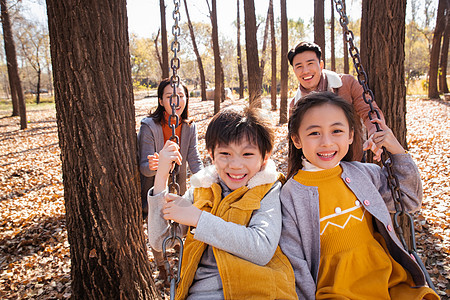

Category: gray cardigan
[279, 154, 426, 300]
[137, 117, 203, 203]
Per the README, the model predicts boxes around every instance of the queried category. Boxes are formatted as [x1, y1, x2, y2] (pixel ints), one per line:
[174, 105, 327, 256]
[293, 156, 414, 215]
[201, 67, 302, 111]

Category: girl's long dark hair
[148, 78, 190, 125]
[287, 91, 361, 179]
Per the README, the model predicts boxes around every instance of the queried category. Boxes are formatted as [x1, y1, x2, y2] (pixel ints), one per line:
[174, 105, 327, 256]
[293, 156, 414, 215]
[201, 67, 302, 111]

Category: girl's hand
[153, 141, 183, 194]
[162, 193, 202, 227]
[147, 152, 159, 171]
[363, 118, 405, 161]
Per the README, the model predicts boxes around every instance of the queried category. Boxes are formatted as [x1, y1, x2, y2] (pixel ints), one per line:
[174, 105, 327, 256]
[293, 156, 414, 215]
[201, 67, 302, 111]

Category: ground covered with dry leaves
[0, 96, 449, 299]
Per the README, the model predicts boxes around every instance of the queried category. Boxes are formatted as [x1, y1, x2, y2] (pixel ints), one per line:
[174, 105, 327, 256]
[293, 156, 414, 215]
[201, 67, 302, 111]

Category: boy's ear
[291, 135, 302, 149]
[208, 150, 214, 161]
[262, 152, 271, 167]
[320, 60, 324, 69]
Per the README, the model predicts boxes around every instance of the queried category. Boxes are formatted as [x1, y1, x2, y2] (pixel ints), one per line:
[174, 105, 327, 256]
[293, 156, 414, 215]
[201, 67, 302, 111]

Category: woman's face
[159, 84, 186, 117]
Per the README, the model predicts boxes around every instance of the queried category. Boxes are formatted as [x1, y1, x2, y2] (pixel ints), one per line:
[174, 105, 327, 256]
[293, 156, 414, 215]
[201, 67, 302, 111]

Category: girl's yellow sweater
[294, 165, 438, 300]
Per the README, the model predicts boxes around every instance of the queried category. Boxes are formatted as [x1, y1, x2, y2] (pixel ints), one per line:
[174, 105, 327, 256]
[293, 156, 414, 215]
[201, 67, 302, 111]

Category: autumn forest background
[0, 0, 449, 299]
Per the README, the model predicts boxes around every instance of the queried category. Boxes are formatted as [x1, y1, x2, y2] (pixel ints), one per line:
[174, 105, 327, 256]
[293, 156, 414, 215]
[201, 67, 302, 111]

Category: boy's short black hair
[205, 106, 274, 159]
[287, 41, 322, 66]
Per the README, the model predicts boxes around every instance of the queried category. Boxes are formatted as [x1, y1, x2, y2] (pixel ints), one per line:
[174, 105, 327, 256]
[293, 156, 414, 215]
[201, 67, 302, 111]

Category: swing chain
[333, 0, 436, 291]
[162, 0, 184, 298]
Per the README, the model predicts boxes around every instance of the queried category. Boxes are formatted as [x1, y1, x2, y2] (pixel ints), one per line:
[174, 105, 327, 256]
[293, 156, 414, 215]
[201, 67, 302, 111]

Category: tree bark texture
[46, 1, 158, 298]
[314, 0, 326, 66]
[244, 0, 262, 107]
[237, 0, 245, 99]
[160, 0, 170, 79]
[360, 0, 407, 149]
[330, 0, 336, 71]
[279, 0, 288, 123]
[184, 0, 207, 101]
[270, 0, 277, 110]
[1, 0, 26, 127]
[210, 0, 222, 113]
[439, 3, 449, 94]
[428, 0, 446, 99]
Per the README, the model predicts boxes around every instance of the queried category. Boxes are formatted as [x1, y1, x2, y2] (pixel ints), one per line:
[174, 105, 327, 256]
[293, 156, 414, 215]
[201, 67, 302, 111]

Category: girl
[137, 78, 203, 282]
[280, 91, 439, 300]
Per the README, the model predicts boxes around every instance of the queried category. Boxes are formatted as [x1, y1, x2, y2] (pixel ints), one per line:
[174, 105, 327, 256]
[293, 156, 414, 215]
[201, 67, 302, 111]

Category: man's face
[292, 50, 324, 92]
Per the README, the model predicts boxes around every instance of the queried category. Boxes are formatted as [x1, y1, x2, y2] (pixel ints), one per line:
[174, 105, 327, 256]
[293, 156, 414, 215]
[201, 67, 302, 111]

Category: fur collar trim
[294, 69, 343, 103]
[190, 159, 278, 189]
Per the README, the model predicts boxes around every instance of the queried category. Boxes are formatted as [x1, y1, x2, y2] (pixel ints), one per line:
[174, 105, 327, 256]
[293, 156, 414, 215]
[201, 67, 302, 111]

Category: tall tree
[342, 0, 349, 74]
[314, 0, 326, 66]
[46, 0, 158, 298]
[154, 29, 164, 75]
[207, 0, 223, 113]
[428, 0, 447, 99]
[279, 0, 288, 123]
[1, 0, 26, 128]
[438, 2, 449, 94]
[361, 0, 407, 148]
[184, 0, 207, 101]
[236, 0, 245, 99]
[269, 0, 277, 110]
[243, 0, 261, 107]
[259, 3, 271, 93]
[160, 0, 170, 78]
[330, 0, 336, 71]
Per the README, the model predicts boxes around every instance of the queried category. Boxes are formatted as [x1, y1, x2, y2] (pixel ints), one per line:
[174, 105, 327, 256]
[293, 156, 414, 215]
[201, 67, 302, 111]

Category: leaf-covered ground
[0, 96, 449, 299]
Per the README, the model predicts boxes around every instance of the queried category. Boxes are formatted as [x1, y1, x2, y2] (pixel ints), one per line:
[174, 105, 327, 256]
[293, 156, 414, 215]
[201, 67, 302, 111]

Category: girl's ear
[349, 129, 354, 144]
[291, 134, 302, 149]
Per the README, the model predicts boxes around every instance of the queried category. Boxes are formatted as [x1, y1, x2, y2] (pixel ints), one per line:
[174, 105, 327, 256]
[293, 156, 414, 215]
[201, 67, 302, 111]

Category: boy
[147, 106, 296, 299]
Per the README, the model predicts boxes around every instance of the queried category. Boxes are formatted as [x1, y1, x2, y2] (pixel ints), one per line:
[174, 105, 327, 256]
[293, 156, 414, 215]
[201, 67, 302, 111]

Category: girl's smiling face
[291, 103, 354, 169]
[159, 84, 186, 117]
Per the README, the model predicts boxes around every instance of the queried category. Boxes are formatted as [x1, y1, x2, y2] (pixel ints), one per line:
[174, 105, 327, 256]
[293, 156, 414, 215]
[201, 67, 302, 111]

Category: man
[288, 41, 385, 161]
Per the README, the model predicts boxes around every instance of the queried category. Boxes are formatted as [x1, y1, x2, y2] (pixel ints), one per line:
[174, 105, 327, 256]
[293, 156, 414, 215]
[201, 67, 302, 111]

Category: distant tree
[184, 0, 207, 101]
[207, 0, 223, 113]
[361, 0, 407, 149]
[243, 0, 261, 107]
[153, 29, 164, 77]
[330, 0, 336, 71]
[280, 0, 288, 123]
[438, 2, 449, 94]
[1, 0, 26, 128]
[160, 0, 170, 78]
[259, 2, 271, 93]
[314, 0, 325, 66]
[236, 0, 245, 99]
[269, 0, 277, 110]
[46, 0, 158, 297]
[341, 0, 349, 74]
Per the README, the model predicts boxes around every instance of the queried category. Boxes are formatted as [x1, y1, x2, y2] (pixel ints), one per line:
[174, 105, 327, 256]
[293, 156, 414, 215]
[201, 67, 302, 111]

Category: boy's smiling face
[210, 138, 269, 191]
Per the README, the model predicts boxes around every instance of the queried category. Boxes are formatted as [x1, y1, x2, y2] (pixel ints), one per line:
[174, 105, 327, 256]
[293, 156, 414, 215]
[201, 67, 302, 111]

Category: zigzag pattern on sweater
[319, 205, 366, 236]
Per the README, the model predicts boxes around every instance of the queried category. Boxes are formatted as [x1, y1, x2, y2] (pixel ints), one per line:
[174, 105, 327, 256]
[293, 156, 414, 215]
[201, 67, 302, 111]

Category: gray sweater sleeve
[138, 122, 157, 178]
[186, 123, 203, 174]
[193, 181, 282, 266]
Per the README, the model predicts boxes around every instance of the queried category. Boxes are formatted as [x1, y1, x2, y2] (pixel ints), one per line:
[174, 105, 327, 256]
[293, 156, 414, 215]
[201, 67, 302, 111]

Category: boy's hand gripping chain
[333, 0, 436, 291]
[162, 1, 183, 299]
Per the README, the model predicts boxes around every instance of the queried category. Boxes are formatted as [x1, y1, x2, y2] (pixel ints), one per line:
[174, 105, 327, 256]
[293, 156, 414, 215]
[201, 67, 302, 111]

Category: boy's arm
[192, 181, 282, 266]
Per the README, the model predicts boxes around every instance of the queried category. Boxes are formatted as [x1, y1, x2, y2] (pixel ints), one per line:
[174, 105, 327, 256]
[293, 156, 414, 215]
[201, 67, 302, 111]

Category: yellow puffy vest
[175, 175, 297, 300]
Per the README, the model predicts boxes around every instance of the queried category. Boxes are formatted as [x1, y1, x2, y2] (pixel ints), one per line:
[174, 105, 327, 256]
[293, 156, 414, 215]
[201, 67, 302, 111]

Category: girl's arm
[186, 123, 203, 174]
[191, 181, 283, 266]
[280, 193, 316, 300]
[138, 123, 157, 177]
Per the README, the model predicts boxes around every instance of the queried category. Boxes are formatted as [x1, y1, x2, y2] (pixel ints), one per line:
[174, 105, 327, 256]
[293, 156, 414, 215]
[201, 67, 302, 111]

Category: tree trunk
[330, 0, 336, 71]
[439, 4, 449, 94]
[314, 0, 325, 66]
[243, 0, 261, 107]
[160, 0, 170, 79]
[428, 0, 446, 99]
[342, 0, 349, 74]
[184, 0, 207, 101]
[279, 0, 288, 124]
[209, 0, 222, 113]
[259, 3, 271, 94]
[46, 1, 159, 298]
[36, 67, 41, 104]
[361, 0, 407, 148]
[154, 29, 164, 76]
[237, 0, 245, 99]
[270, 0, 277, 110]
[1, 0, 26, 128]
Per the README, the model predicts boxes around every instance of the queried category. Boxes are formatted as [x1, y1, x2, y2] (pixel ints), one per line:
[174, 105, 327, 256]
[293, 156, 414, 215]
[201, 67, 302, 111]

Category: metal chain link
[333, 0, 436, 291]
[162, 0, 184, 298]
